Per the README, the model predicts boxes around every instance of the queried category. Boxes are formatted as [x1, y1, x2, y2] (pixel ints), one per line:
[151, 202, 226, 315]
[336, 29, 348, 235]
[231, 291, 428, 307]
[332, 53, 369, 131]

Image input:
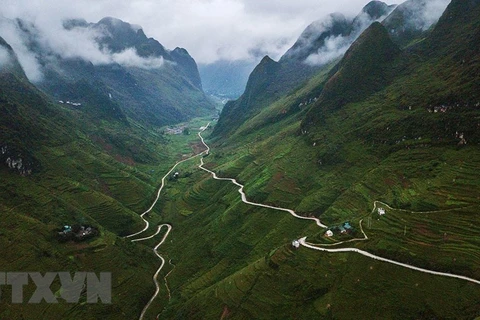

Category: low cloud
[0, 47, 12, 68]
[111, 48, 164, 69]
[305, 35, 351, 66]
[418, 0, 451, 30]
[0, 13, 165, 82]
[1, 0, 450, 71]
[304, 0, 449, 66]
[2, 0, 398, 66]
[0, 19, 44, 81]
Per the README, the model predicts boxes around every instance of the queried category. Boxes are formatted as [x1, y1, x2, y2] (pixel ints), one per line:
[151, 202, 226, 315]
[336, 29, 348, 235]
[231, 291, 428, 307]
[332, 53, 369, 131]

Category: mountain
[0, 35, 209, 318]
[280, 12, 351, 63]
[280, 1, 396, 63]
[3, 0, 480, 319]
[4, 16, 214, 127]
[213, 1, 396, 137]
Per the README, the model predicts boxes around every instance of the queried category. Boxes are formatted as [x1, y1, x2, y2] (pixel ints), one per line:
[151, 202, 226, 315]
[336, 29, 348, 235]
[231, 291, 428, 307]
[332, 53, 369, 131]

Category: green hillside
[153, 0, 480, 318]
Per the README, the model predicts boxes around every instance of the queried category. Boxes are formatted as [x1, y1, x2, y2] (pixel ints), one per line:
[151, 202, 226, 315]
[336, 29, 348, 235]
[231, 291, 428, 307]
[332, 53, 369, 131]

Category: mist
[0, 46, 11, 69]
[2, 0, 401, 66]
[0, 14, 166, 82]
[304, 0, 450, 66]
[413, 0, 451, 30]
[1, 0, 452, 80]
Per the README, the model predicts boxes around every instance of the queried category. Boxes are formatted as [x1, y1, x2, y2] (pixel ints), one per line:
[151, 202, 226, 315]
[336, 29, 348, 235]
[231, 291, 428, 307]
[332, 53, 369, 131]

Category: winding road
[125, 125, 211, 320]
[197, 126, 327, 228]
[127, 122, 480, 319]
[196, 127, 480, 286]
[137, 223, 172, 320]
[299, 237, 480, 285]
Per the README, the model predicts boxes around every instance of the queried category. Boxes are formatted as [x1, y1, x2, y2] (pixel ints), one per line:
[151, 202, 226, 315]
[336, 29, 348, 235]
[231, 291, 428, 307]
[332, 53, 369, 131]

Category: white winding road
[137, 223, 172, 320]
[197, 128, 480, 286]
[125, 125, 211, 320]
[127, 122, 479, 319]
[299, 237, 480, 285]
[197, 128, 328, 228]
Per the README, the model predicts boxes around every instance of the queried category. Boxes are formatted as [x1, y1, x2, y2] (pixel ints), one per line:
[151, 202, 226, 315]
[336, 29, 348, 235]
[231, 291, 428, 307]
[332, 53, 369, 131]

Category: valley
[2, 0, 480, 319]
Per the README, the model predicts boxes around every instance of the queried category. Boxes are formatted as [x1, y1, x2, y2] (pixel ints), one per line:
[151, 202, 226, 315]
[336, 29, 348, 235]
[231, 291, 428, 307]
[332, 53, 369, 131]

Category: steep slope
[302, 22, 400, 128]
[282, 1, 395, 64]
[213, 56, 282, 137]
[0, 36, 27, 80]
[280, 13, 351, 63]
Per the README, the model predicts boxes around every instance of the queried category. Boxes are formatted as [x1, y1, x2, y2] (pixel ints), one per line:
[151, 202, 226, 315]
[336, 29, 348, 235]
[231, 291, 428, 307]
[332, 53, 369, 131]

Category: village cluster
[1, 144, 33, 176]
[58, 100, 82, 107]
[298, 96, 319, 109]
[426, 101, 480, 113]
[57, 224, 99, 242]
[165, 124, 189, 135]
[291, 207, 387, 249]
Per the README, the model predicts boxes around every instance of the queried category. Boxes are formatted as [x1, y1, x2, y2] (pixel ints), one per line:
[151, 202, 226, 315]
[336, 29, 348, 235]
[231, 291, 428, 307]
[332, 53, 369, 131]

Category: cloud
[1, 0, 450, 71]
[33, 21, 164, 68]
[2, 0, 400, 66]
[0, 47, 12, 68]
[1, 5, 167, 82]
[420, 0, 451, 30]
[305, 35, 351, 66]
[111, 48, 164, 69]
[303, 10, 392, 66]
[0, 18, 44, 81]
[304, 0, 450, 67]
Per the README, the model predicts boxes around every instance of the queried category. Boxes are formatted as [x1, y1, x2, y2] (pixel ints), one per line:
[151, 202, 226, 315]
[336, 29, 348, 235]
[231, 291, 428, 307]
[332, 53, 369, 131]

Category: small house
[325, 230, 333, 237]
[292, 240, 300, 249]
[343, 222, 352, 231]
[378, 208, 386, 216]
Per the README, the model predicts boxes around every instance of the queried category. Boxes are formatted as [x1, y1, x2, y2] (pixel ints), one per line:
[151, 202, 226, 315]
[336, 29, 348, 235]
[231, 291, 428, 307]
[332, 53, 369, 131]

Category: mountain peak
[422, 0, 480, 56]
[280, 13, 350, 63]
[361, 1, 397, 20]
[260, 55, 275, 64]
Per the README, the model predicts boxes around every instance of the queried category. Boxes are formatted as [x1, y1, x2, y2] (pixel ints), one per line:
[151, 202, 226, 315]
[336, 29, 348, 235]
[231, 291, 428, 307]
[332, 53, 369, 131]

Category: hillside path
[197, 127, 480, 286]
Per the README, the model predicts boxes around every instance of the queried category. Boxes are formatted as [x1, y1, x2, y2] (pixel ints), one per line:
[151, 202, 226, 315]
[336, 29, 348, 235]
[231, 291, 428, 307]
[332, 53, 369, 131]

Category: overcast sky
[2, 0, 402, 64]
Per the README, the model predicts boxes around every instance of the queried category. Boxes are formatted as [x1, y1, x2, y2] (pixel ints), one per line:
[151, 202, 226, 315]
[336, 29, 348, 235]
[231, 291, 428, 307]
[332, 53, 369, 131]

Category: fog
[0, 0, 451, 81]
